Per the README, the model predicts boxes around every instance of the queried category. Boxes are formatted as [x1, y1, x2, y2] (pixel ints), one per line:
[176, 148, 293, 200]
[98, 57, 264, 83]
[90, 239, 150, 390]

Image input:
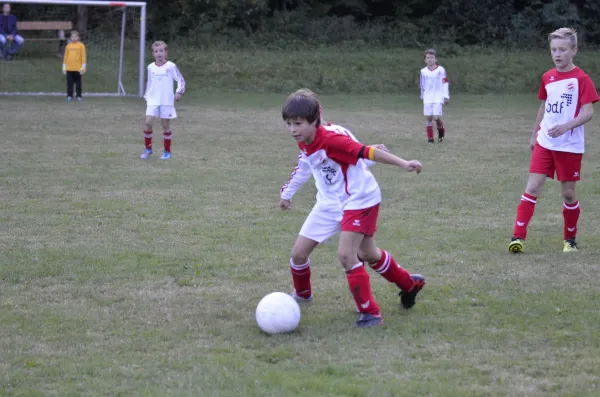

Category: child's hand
[405, 160, 422, 174]
[280, 199, 292, 210]
[444, 98, 449, 104]
[175, 93, 182, 101]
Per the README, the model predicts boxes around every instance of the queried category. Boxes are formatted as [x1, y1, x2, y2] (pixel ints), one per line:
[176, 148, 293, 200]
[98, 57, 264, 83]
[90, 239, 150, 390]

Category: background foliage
[11, 0, 600, 49]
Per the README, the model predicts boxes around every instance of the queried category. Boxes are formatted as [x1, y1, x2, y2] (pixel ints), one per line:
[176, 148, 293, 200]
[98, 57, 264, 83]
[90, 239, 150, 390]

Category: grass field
[1, 92, 600, 396]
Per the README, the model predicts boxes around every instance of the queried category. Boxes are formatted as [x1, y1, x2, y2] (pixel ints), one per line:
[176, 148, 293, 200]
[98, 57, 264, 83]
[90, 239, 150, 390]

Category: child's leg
[434, 114, 445, 141]
[359, 237, 414, 292]
[561, 181, 580, 241]
[74, 71, 82, 98]
[425, 115, 434, 142]
[289, 236, 319, 300]
[144, 115, 155, 150]
[338, 231, 380, 316]
[66, 71, 74, 98]
[161, 119, 172, 153]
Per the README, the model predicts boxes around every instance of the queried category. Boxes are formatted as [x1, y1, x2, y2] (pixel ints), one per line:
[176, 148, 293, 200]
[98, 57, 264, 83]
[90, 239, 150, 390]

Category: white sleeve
[420, 70, 425, 100]
[173, 64, 186, 94]
[144, 66, 152, 100]
[280, 153, 312, 200]
[441, 67, 449, 99]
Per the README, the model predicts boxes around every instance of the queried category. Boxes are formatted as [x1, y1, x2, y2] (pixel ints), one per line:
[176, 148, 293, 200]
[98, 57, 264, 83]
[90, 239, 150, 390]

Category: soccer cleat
[438, 131, 445, 142]
[427, 139, 434, 144]
[76, 97, 82, 102]
[400, 274, 425, 309]
[160, 152, 171, 160]
[290, 291, 313, 303]
[67, 96, 73, 102]
[355, 313, 384, 328]
[508, 237, 524, 253]
[563, 238, 578, 252]
[140, 148, 152, 159]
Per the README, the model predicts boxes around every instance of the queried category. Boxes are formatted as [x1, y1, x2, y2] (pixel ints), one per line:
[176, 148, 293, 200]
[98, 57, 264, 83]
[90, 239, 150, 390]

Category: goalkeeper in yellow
[62, 30, 86, 102]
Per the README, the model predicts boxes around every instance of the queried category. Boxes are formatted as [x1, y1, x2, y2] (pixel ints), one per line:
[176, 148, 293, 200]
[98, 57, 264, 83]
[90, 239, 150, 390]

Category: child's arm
[62, 44, 68, 74]
[548, 103, 594, 138]
[143, 68, 152, 101]
[80, 43, 87, 74]
[529, 101, 545, 150]
[442, 68, 449, 103]
[369, 148, 422, 173]
[173, 64, 185, 100]
[419, 70, 425, 100]
[280, 154, 312, 209]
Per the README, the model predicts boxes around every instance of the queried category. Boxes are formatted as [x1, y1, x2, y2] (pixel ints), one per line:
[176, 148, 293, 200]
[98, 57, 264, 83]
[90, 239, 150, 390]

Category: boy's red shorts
[530, 143, 582, 181]
[341, 204, 379, 236]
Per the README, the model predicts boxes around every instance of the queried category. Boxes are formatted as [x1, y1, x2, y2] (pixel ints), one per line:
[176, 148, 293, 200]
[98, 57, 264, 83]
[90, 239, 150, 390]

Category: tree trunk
[77, 5, 88, 36]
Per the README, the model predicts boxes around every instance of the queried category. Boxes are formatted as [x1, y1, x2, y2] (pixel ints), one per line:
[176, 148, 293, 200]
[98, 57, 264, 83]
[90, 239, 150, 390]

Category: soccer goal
[0, 0, 146, 96]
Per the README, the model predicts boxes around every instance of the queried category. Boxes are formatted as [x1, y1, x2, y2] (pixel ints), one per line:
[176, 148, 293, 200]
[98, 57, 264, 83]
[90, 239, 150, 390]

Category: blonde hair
[548, 28, 577, 48]
[152, 40, 168, 50]
[424, 48, 436, 57]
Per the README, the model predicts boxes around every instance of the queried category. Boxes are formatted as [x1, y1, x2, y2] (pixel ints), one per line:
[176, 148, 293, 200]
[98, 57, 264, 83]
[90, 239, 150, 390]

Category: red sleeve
[579, 75, 599, 105]
[322, 132, 365, 166]
[538, 77, 547, 101]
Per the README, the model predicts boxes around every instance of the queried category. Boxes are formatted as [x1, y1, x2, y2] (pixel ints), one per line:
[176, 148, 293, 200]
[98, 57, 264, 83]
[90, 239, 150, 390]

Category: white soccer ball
[255, 292, 301, 334]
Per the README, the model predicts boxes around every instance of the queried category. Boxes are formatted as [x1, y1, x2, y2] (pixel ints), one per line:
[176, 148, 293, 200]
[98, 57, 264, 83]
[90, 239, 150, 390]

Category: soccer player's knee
[357, 248, 378, 264]
[337, 251, 355, 267]
[291, 248, 309, 266]
[562, 187, 577, 202]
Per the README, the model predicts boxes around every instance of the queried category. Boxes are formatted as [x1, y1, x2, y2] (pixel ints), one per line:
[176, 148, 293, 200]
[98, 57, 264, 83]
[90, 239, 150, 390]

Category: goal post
[0, 0, 146, 97]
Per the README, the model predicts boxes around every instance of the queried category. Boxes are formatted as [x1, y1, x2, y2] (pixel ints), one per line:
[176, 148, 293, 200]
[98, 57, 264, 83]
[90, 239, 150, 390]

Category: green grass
[1, 92, 600, 396]
[2, 45, 600, 95]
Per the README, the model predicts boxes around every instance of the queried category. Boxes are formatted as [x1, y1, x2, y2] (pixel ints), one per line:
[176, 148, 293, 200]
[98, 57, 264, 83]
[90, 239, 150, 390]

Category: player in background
[508, 28, 598, 253]
[280, 89, 391, 305]
[420, 48, 449, 143]
[282, 93, 426, 328]
[140, 41, 186, 160]
[62, 30, 86, 102]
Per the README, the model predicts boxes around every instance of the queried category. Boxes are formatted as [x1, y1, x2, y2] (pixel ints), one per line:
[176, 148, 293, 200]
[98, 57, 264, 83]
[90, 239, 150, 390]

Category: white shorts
[146, 105, 177, 119]
[298, 205, 342, 244]
[423, 103, 443, 116]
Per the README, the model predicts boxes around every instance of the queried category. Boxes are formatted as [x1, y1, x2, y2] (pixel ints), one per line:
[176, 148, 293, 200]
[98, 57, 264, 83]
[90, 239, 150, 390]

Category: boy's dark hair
[282, 94, 321, 127]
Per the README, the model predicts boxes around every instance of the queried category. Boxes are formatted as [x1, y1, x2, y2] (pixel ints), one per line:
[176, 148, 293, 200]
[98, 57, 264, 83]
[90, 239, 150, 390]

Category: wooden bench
[17, 21, 73, 41]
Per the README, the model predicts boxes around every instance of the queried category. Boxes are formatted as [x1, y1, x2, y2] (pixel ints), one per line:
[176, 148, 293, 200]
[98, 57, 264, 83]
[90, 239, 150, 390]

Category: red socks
[346, 264, 380, 315]
[290, 259, 311, 299]
[513, 192, 537, 239]
[426, 123, 434, 140]
[144, 130, 152, 150]
[563, 201, 580, 240]
[164, 131, 172, 152]
[436, 119, 445, 135]
[369, 250, 414, 291]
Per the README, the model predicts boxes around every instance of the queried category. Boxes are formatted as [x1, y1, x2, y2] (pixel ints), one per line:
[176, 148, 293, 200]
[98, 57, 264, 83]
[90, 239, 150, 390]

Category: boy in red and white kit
[420, 48, 449, 143]
[509, 28, 598, 253]
[140, 41, 186, 160]
[282, 93, 426, 328]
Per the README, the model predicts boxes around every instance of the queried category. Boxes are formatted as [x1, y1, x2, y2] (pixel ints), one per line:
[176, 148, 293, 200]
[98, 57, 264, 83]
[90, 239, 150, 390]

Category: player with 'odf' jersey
[509, 28, 598, 254]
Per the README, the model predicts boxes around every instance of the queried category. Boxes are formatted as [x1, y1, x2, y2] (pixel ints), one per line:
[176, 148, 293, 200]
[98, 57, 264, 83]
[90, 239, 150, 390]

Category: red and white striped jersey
[293, 125, 381, 211]
[144, 61, 185, 106]
[536, 67, 598, 153]
[420, 65, 449, 104]
[280, 124, 375, 211]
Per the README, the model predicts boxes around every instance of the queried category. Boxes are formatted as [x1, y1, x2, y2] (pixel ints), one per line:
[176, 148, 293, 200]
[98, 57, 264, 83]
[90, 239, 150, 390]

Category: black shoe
[355, 313, 384, 328]
[400, 274, 425, 309]
[427, 139, 434, 144]
[438, 130, 445, 142]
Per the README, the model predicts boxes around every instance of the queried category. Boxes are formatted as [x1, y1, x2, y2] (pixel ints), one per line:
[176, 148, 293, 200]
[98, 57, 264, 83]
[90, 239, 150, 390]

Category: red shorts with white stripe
[530, 143, 582, 181]
[340, 204, 379, 236]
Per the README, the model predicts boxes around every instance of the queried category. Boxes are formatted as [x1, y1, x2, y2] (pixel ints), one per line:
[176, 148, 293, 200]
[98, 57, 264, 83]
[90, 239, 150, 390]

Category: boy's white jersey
[536, 67, 599, 154]
[280, 124, 375, 212]
[144, 61, 186, 106]
[420, 65, 449, 104]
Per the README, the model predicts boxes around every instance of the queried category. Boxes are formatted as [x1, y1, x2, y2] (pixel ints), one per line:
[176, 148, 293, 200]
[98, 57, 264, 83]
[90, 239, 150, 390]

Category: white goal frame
[1, 0, 146, 97]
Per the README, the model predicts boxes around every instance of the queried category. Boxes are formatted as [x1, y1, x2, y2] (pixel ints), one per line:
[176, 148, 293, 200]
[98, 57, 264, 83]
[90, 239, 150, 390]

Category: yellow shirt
[63, 41, 87, 71]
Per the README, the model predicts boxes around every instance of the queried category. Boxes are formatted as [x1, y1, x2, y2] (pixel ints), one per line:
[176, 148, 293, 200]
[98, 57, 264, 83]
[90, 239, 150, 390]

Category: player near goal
[141, 41, 185, 160]
[509, 28, 598, 253]
[62, 30, 86, 102]
[420, 48, 449, 143]
[281, 92, 426, 328]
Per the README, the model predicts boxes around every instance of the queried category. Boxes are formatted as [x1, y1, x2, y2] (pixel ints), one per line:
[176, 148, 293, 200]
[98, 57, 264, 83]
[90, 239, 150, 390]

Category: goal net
[0, 0, 146, 96]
